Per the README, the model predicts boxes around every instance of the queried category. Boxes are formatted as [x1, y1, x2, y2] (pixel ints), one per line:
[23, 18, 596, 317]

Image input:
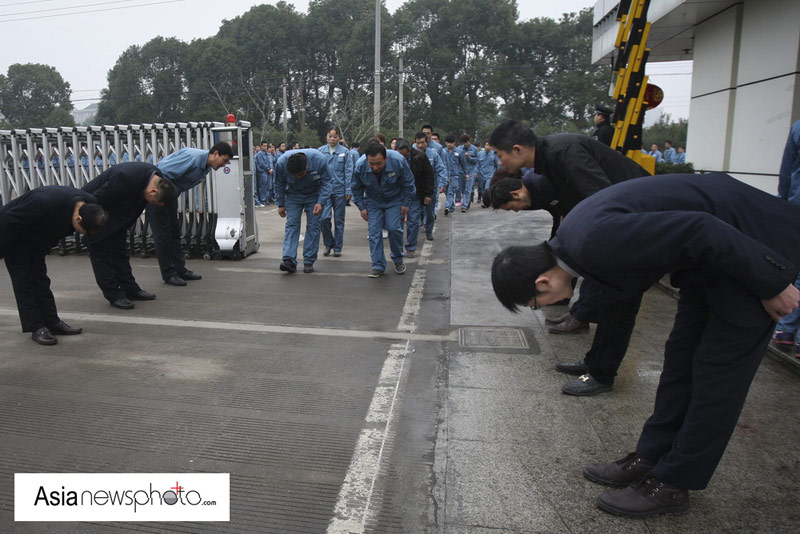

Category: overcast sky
[0, 0, 691, 119]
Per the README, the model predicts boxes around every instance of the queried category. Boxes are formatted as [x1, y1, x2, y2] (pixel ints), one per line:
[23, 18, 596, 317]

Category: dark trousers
[145, 195, 186, 280]
[570, 278, 603, 323]
[87, 226, 141, 303]
[637, 273, 772, 490]
[3, 242, 59, 332]
[584, 291, 643, 384]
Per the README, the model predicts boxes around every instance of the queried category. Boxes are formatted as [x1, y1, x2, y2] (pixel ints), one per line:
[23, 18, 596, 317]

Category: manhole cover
[458, 327, 529, 348]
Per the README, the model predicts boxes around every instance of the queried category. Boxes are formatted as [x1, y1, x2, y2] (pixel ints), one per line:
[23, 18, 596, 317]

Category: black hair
[488, 120, 537, 152]
[489, 178, 524, 209]
[210, 141, 234, 158]
[376, 133, 386, 145]
[394, 138, 413, 153]
[491, 243, 556, 313]
[414, 132, 427, 141]
[78, 203, 108, 234]
[327, 125, 342, 136]
[287, 153, 307, 174]
[459, 133, 470, 143]
[444, 134, 456, 144]
[432, 132, 440, 139]
[156, 176, 177, 203]
[365, 143, 387, 158]
[664, 140, 672, 145]
[421, 124, 433, 131]
[351, 142, 360, 149]
[260, 140, 268, 145]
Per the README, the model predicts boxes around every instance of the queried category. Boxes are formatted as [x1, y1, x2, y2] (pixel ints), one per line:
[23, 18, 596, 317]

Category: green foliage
[643, 113, 688, 150]
[0, 63, 74, 128]
[655, 161, 695, 175]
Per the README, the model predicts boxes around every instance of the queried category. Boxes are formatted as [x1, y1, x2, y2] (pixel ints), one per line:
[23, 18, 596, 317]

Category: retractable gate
[0, 121, 258, 260]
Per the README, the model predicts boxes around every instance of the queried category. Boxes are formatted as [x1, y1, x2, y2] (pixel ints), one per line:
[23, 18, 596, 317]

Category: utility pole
[373, 0, 381, 134]
[398, 57, 404, 139]
[282, 77, 288, 142]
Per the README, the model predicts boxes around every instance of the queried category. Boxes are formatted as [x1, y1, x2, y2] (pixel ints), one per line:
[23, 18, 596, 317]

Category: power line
[0, 0, 184, 22]
[0, 0, 143, 17]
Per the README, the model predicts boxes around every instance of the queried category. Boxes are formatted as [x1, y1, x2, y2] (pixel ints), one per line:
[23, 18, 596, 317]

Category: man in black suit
[0, 186, 108, 345]
[83, 162, 177, 309]
[488, 119, 650, 395]
[491, 172, 800, 517]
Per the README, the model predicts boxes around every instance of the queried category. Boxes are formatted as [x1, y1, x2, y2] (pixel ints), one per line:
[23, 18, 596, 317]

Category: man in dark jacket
[491, 172, 800, 517]
[488, 120, 650, 395]
[0, 186, 108, 345]
[592, 105, 615, 146]
[83, 162, 177, 309]
[395, 138, 434, 257]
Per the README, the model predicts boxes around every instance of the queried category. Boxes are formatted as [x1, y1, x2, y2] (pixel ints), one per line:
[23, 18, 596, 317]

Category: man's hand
[278, 206, 286, 218]
[361, 209, 369, 221]
[439, 187, 445, 193]
[762, 283, 800, 321]
[401, 206, 409, 217]
[346, 194, 352, 200]
[312, 203, 323, 216]
[424, 196, 431, 205]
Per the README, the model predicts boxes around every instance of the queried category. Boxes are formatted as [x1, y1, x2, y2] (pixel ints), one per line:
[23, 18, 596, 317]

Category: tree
[643, 113, 688, 150]
[0, 63, 74, 128]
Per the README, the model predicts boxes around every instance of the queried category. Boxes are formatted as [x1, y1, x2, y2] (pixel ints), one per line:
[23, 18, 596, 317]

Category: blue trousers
[422, 196, 436, 237]
[256, 173, 269, 204]
[476, 173, 491, 199]
[321, 193, 347, 252]
[282, 196, 321, 266]
[445, 177, 461, 211]
[366, 199, 404, 271]
[405, 197, 427, 251]
[461, 174, 476, 209]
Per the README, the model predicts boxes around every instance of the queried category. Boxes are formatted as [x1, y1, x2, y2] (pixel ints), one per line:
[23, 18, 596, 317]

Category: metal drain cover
[458, 327, 529, 349]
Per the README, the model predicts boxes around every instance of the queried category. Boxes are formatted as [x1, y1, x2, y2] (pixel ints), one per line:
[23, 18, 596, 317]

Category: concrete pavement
[0, 198, 798, 533]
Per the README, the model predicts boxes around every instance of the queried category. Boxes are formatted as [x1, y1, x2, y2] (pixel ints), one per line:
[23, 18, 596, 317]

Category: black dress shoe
[584, 452, 656, 488]
[32, 327, 57, 345]
[179, 271, 202, 281]
[48, 320, 82, 335]
[555, 361, 589, 375]
[279, 261, 297, 273]
[562, 374, 613, 396]
[596, 476, 689, 518]
[165, 276, 187, 286]
[127, 289, 156, 301]
[548, 316, 589, 334]
[303, 264, 314, 273]
[323, 246, 333, 257]
[111, 297, 135, 309]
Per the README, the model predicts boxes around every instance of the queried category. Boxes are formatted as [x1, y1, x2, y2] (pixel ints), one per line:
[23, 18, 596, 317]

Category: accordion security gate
[0, 121, 257, 260]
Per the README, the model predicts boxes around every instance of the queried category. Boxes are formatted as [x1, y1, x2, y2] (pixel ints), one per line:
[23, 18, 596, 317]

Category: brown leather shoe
[545, 311, 572, 325]
[596, 476, 689, 518]
[584, 452, 655, 487]
[548, 316, 589, 334]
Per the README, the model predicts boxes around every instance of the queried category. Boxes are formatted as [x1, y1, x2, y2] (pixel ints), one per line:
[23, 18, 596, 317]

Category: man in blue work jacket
[149, 142, 233, 286]
[318, 126, 354, 257]
[442, 135, 468, 216]
[478, 141, 498, 206]
[351, 143, 416, 278]
[274, 149, 332, 274]
[458, 134, 480, 211]
[254, 141, 272, 206]
[415, 132, 446, 240]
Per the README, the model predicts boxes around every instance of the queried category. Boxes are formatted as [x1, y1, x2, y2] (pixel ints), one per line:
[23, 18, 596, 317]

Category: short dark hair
[287, 152, 307, 174]
[488, 120, 537, 152]
[492, 243, 556, 313]
[260, 140, 268, 146]
[351, 142, 360, 149]
[210, 141, 234, 158]
[489, 178, 523, 209]
[394, 138, 413, 153]
[459, 133, 470, 143]
[444, 134, 456, 143]
[156, 176, 177, 203]
[665, 140, 672, 145]
[78, 203, 108, 234]
[365, 143, 387, 158]
[421, 124, 433, 131]
[414, 132, 427, 141]
[432, 132, 440, 138]
[327, 125, 342, 136]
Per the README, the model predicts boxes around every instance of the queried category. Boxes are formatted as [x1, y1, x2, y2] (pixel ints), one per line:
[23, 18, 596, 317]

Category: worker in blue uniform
[351, 143, 416, 278]
[274, 149, 332, 274]
[477, 141, 498, 206]
[318, 126, 354, 257]
[442, 135, 468, 216]
[254, 141, 271, 206]
[458, 134, 480, 211]
[150, 142, 233, 286]
[415, 132, 446, 240]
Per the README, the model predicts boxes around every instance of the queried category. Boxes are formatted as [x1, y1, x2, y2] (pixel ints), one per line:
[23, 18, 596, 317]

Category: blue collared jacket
[351, 150, 416, 208]
[442, 146, 467, 179]
[156, 148, 212, 193]
[425, 147, 447, 189]
[459, 144, 479, 177]
[254, 149, 271, 179]
[273, 149, 332, 207]
[478, 148, 498, 179]
[318, 143, 354, 196]
[778, 120, 800, 205]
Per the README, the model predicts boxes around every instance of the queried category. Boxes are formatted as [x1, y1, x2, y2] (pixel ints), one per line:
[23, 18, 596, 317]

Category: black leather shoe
[323, 246, 333, 257]
[127, 289, 156, 301]
[110, 297, 135, 309]
[179, 270, 202, 281]
[545, 311, 572, 325]
[165, 276, 187, 286]
[279, 260, 297, 273]
[596, 476, 689, 518]
[555, 361, 589, 375]
[303, 264, 314, 273]
[584, 452, 656, 487]
[562, 374, 612, 396]
[48, 320, 82, 335]
[32, 327, 57, 345]
[548, 316, 589, 334]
